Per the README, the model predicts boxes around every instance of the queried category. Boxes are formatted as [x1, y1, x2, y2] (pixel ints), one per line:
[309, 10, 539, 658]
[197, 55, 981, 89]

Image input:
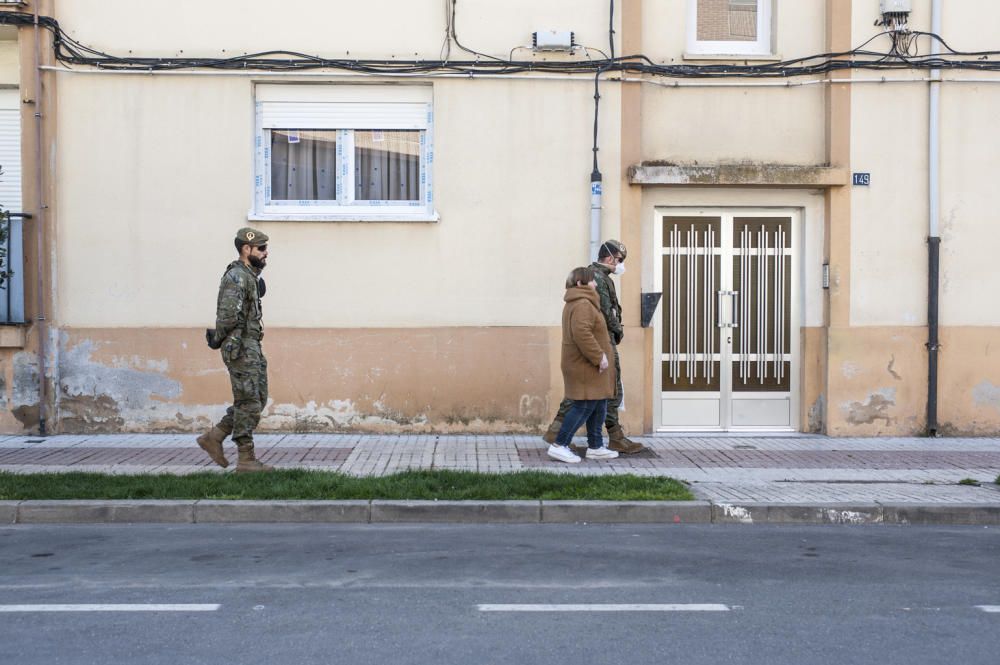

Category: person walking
[196, 227, 274, 473]
[548, 266, 620, 464]
[543, 240, 646, 454]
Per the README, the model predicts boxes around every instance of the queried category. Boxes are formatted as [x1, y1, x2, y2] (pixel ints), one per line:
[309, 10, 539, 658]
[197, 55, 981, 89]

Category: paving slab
[1, 434, 1000, 509]
[195, 500, 370, 523]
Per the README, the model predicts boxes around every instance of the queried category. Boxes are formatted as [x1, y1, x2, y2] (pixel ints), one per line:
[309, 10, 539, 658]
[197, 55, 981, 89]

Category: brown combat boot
[542, 418, 562, 444]
[195, 426, 230, 468]
[607, 425, 646, 454]
[235, 445, 274, 473]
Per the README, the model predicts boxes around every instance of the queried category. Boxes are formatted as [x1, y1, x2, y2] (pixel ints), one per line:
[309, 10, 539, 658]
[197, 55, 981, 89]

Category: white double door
[655, 209, 800, 431]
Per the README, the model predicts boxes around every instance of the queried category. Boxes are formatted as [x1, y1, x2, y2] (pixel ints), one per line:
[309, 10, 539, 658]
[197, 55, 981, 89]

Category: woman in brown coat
[548, 266, 620, 464]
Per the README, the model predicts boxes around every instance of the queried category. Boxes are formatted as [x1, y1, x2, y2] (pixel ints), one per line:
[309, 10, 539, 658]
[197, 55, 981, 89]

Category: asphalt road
[1, 523, 998, 665]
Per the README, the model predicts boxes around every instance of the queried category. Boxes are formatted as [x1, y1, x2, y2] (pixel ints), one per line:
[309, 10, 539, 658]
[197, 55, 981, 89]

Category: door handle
[717, 290, 739, 328]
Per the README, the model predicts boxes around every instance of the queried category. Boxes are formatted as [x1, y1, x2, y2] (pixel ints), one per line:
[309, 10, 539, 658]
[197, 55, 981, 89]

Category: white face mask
[613, 262, 626, 276]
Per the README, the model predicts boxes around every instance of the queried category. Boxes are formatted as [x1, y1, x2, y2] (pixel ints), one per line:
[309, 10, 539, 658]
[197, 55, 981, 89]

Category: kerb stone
[541, 501, 712, 523]
[711, 502, 766, 524]
[109, 500, 195, 523]
[0, 501, 19, 524]
[711, 502, 884, 524]
[18, 500, 115, 523]
[370, 500, 540, 523]
[195, 500, 370, 523]
[881, 503, 1000, 526]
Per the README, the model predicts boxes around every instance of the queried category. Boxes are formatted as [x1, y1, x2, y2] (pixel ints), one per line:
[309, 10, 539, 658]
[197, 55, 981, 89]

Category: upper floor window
[252, 84, 435, 222]
[687, 0, 773, 57]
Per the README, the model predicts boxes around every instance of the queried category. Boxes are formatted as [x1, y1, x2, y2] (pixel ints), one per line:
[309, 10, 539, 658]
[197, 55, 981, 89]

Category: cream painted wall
[640, 85, 827, 165]
[54, 73, 621, 328]
[940, 81, 1000, 326]
[55, 75, 255, 328]
[55, 0, 615, 62]
[848, 80, 929, 327]
[847, 0, 1000, 327]
[920, 0, 1000, 327]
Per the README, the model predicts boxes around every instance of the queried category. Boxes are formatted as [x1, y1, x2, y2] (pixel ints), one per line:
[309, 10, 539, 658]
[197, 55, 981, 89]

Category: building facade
[0, 0, 997, 437]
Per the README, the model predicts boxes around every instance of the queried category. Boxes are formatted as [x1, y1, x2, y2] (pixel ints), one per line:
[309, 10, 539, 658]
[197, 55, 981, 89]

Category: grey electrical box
[879, 0, 911, 13]
[532, 30, 575, 52]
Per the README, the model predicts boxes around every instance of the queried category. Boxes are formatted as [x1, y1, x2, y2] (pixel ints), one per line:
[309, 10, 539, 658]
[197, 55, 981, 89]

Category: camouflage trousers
[215, 338, 268, 447]
[556, 343, 623, 430]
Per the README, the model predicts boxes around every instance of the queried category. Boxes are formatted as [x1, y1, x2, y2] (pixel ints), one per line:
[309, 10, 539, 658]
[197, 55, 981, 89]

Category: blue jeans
[554, 399, 608, 449]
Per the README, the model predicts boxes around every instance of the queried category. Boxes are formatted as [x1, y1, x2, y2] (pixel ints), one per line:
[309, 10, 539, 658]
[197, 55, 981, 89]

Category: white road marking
[477, 604, 730, 612]
[0, 604, 220, 613]
[976, 606, 1000, 613]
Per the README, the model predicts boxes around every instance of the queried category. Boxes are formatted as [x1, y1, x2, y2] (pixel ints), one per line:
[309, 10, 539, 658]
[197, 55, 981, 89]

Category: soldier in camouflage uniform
[195, 227, 273, 473]
[543, 240, 645, 454]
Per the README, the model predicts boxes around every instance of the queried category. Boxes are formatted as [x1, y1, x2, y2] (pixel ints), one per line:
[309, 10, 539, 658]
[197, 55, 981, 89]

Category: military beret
[236, 227, 269, 247]
[603, 239, 627, 260]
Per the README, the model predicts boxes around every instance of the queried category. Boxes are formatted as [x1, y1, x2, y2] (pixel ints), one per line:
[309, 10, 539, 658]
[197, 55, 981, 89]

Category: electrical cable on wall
[2, 11, 1000, 79]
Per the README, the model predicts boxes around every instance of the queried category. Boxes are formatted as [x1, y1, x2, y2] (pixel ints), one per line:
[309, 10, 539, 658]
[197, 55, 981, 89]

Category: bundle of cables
[2, 11, 999, 79]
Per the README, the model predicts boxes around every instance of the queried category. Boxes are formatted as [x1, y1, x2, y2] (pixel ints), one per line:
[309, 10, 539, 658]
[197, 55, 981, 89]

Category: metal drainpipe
[588, 0, 614, 262]
[590, 67, 604, 262]
[926, 0, 942, 437]
[590, 171, 602, 262]
[32, 6, 48, 436]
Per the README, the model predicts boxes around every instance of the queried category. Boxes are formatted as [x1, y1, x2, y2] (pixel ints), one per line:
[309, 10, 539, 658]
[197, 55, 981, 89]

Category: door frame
[652, 206, 802, 432]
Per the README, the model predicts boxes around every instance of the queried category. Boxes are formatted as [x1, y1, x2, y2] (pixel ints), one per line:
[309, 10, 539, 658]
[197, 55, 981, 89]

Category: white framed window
[686, 0, 773, 57]
[252, 84, 436, 222]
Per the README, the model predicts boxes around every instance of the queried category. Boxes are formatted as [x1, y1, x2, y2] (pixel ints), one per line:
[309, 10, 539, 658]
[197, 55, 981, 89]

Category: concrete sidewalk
[2, 432, 999, 506]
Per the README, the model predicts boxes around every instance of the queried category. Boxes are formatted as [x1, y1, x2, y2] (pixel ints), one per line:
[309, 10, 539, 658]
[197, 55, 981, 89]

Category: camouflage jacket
[213, 260, 263, 343]
[590, 261, 623, 345]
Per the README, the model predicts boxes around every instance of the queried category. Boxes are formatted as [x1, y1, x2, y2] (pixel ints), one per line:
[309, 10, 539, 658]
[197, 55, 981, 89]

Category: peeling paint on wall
[58, 336, 183, 433]
[11, 352, 40, 430]
[807, 394, 825, 433]
[842, 388, 897, 426]
[519, 394, 548, 421]
[972, 380, 1000, 413]
[841, 361, 862, 379]
[264, 399, 423, 433]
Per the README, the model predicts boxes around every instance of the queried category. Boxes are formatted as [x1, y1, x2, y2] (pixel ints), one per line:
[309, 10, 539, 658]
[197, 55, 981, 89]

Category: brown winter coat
[561, 286, 616, 400]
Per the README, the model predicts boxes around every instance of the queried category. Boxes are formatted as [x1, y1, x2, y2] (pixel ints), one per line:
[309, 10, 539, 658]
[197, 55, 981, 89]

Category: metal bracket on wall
[640, 292, 662, 328]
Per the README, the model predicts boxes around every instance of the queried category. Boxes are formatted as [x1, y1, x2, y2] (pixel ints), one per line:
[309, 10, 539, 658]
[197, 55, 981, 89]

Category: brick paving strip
[1, 434, 999, 511]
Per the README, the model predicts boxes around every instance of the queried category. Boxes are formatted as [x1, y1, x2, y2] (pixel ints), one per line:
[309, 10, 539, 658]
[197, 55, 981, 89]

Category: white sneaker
[547, 444, 582, 464]
[586, 446, 619, 460]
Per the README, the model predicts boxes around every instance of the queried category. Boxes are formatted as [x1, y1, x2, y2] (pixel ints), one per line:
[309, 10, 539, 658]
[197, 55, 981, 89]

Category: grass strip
[0, 470, 693, 502]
